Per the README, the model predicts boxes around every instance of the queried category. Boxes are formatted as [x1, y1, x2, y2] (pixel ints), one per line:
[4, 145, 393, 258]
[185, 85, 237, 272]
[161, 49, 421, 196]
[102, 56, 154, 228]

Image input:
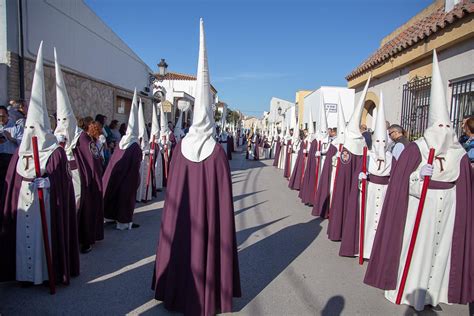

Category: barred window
[449, 76, 474, 136]
[400, 77, 431, 141]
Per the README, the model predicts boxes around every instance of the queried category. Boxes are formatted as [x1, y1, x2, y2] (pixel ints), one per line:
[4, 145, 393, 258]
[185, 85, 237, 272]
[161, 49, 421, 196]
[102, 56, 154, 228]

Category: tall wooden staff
[312, 140, 322, 199]
[359, 146, 368, 265]
[145, 135, 155, 201]
[396, 148, 435, 304]
[163, 138, 169, 180]
[32, 136, 56, 295]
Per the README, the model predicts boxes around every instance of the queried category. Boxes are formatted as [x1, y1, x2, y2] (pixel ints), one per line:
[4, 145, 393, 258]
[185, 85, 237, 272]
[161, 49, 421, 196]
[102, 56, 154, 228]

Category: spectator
[328, 128, 337, 142]
[119, 123, 127, 137]
[109, 119, 121, 142]
[0, 105, 23, 194]
[7, 99, 26, 127]
[461, 117, 474, 163]
[95, 114, 112, 141]
[78, 116, 94, 131]
[388, 124, 409, 160]
[459, 115, 473, 146]
[360, 124, 372, 149]
[88, 121, 110, 167]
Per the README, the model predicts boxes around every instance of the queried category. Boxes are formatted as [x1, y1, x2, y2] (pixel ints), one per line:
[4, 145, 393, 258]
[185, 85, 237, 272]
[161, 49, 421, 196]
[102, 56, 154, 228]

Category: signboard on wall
[162, 100, 173, 113]
[324, 103, 337, 113]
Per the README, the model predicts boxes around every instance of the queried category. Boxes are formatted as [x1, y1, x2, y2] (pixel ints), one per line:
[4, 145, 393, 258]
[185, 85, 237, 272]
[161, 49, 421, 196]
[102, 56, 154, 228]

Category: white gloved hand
[303, 149, 307, 154]
[419, 164, 434, 178]
[98, 135, 106, 144]
[55, 134, 66, 143]
[335, 152, 341, 158]
[143, 149, 150, 155]
[358, 172, 368, 181]
[34, 177, 50, 189]
[149, 149, 155, 155]
[315, 151, 321, 157]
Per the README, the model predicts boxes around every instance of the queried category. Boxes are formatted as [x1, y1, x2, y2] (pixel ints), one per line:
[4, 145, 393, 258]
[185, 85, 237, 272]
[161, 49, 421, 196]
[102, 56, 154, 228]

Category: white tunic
[136, 153, 153, 202]
[278, 143, 286, 170]
[384, 139, 460, 311]
[362, 152, 392, 259]
[16, 180, 52, 284]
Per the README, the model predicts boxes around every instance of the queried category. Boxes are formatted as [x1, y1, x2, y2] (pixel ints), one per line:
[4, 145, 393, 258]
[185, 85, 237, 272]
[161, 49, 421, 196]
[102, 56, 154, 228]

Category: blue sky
[85, 0, 433, 116]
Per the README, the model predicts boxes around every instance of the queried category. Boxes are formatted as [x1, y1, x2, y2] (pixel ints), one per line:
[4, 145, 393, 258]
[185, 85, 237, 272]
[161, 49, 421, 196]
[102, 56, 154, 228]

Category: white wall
[303, 86, 355, 130]
[21, 0, 152, 92]
[268, 97, 294, 124]
[353, 40, 474, 126]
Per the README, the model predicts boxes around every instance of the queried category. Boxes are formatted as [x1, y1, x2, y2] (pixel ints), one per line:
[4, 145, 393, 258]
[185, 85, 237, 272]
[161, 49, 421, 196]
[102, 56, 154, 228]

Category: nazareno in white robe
[384, 139, 461, 310]
[362, 151, 393, 259]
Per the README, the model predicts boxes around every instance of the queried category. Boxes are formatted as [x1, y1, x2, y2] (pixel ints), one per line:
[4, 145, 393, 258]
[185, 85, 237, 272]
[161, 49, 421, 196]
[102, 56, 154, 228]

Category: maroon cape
[312, 144, 337, 218]
[326, 148, 363, 241]
[102, 142, 141, 223]
[152, 143, 241, 316]
[283, 140, 292, 178]
[288, 141, 307, 190]
[364, 144, 473, 304]
[298, 139, 317, 204]
[272, 137, 281, 167]
[0, 148, 80, 283]
[73, 132, 104, 246]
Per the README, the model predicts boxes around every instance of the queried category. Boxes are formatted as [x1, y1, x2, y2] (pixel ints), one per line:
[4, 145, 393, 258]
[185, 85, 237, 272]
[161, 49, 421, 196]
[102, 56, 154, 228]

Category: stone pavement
[0, 149, 470, 315]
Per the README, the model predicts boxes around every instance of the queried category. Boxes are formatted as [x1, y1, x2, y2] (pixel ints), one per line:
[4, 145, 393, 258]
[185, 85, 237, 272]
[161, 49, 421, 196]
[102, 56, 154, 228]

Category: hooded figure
[158, 103, 172, 186]
[136, 98, 153, 202]
[299, 108, 319, 204]
[312, 93, 346, 217]
[326, 75, 371, 241]
[251, 123, 260, 161]
[306, 93, 333, 206]
[364, 50, 473, 311]
[288, 111, 308, 191]
[339, 91, 394, 258]
[272, 123, 282, 166]
[283, 109, 295, 178]
[54, 48, 104, 253]
[174, 100, 187, 142]
[289, 106, 300, 174]
[0, 42, 79, 284]
[150, 103, 163, 192]
[278, 120, 289, 170]
[102, 89, 142, 230]
[152, 19, 241, 316]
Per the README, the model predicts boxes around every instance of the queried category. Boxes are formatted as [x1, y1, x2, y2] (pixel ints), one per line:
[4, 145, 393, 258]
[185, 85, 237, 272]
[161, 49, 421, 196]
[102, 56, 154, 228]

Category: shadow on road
[321, 295, 345, 316]
[234, 217, 323, 311]
[234, 200, 268, 217]
[236, 216, 288, 247]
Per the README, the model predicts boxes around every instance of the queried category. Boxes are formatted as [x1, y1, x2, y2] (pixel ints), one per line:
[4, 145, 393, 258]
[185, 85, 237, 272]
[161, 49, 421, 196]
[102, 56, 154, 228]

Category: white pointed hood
[333, 94, 347, 146]
[53, 47, 82, 156]
[344, 74, 371, 155]
[372, 91, 388, 160]
[150, 103, 160, 142]
[174, 100, 188, 141]
[423, 50, 463, 157]
[316, 93, 329, 142]
[17, 41, 59, 178]
[119, 89, 140, 150]
[137, 98, 149, 150]
[159, 102, 168, 139]
[308, 108, 315, 139]
[181, 20, 216, 162]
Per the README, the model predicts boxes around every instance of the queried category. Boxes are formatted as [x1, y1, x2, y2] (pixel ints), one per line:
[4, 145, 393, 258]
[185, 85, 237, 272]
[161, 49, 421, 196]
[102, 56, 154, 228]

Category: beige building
[295, 90, 312, 129]
[346, 0, 473, 139]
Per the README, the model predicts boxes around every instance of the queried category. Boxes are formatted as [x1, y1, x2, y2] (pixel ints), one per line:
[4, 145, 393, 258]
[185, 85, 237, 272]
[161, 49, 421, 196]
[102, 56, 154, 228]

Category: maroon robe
[73, 132, 104, 246]
[364, 144, 473, 304]
[273, 137, 281, 167]
[326, 148, 363, 241]
[288, 140, 307, 190]
[283, 140, 292, 178]
[226, 135, 232, 160]
[152, 143, 241, 316]
[253, 137, 260, 161]
[102, 142, 141, 224]
[0, 148, 80, 283]
[311, 144, 338, 218]
[298, 139, 317, 204]
[229, 136, 235, 153]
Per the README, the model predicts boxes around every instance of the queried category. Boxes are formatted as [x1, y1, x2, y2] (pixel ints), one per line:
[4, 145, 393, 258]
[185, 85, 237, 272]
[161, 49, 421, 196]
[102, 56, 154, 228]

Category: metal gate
[449, 77, 474, 136]
[400, 77, 432, 141]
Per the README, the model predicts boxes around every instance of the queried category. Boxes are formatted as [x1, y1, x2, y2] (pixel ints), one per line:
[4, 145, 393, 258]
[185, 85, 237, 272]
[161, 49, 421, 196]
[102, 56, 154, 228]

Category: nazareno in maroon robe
[0, 148, 80, 283]
[364, 143, 473, 304]
[226, 135, 232, 160]
[298, 139, 317, 204]
[311, 144, 337, 218]
[283, 139, 292, 178]
[102, 142, 142, 224]
[73, 132, 104, 245]
[152, 142, 241, 316]
[273, 137, 281, 167]
[288, 140, 307, 190]
[326, 147, 363, 241]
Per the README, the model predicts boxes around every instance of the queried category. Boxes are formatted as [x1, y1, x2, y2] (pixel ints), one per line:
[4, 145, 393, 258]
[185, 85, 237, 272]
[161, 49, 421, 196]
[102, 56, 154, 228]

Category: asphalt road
[0, 148, 470, 315]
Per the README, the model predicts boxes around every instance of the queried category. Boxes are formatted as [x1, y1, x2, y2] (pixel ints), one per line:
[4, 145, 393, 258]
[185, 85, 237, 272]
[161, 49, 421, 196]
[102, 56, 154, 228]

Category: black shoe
[80, 245, 92, 254]
[131, 223, 140, 229]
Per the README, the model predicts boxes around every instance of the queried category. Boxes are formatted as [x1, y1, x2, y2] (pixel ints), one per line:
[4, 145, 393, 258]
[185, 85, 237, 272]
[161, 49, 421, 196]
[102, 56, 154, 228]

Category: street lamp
[158, 58, 168, 77]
